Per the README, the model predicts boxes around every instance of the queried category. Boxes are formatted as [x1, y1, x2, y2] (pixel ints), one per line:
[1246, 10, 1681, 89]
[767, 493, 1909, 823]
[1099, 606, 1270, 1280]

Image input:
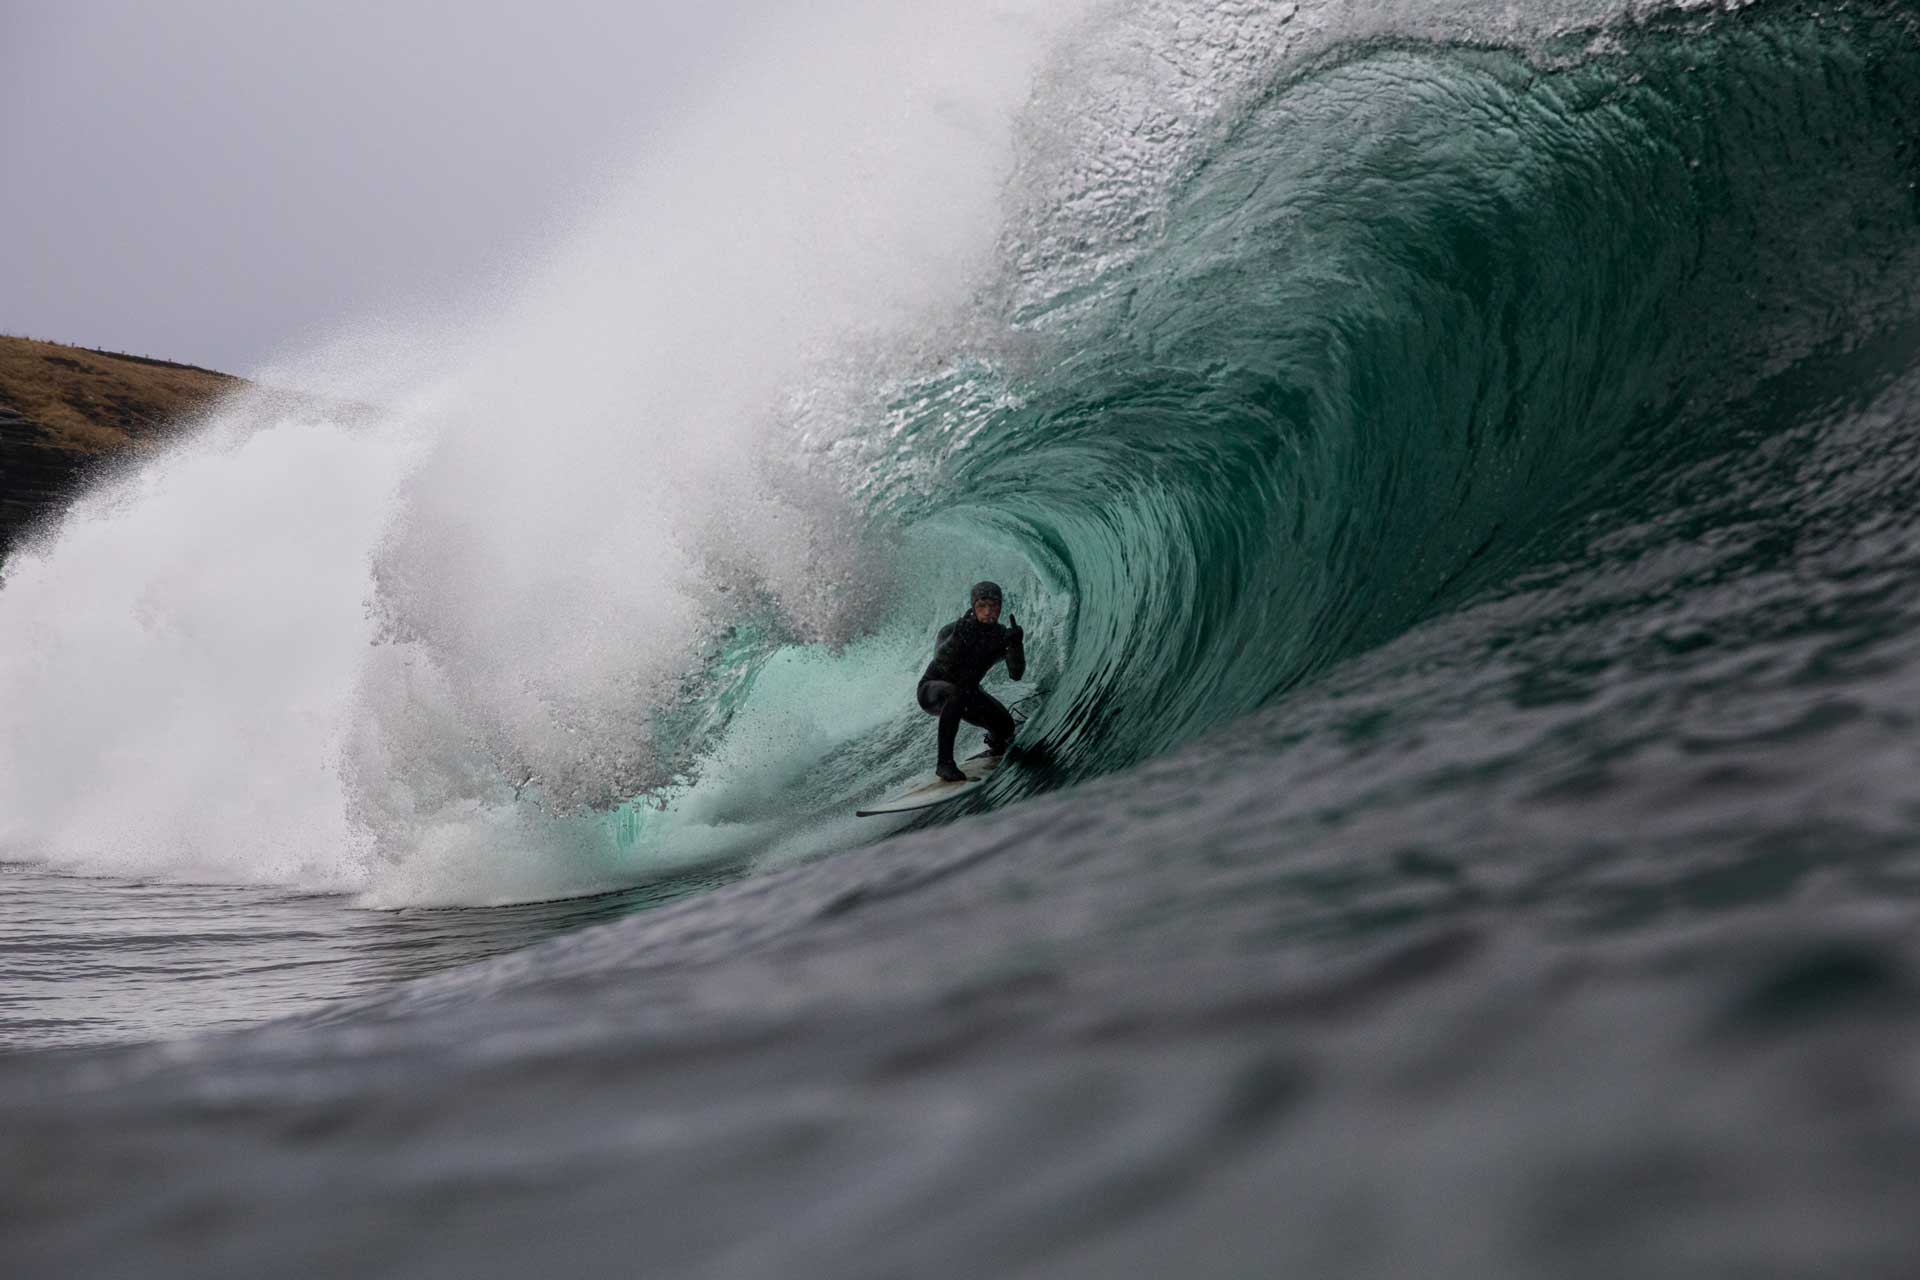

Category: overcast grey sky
[1, 0, 766, 374]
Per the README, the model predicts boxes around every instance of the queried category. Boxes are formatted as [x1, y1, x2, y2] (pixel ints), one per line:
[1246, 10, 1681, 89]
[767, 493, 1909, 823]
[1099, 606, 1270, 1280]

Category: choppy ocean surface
[7, 0, 1920, 1274]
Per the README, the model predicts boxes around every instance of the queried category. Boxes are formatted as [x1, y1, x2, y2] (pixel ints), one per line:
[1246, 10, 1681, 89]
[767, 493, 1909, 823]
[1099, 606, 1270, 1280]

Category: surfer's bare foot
[936, 761, 968, 782]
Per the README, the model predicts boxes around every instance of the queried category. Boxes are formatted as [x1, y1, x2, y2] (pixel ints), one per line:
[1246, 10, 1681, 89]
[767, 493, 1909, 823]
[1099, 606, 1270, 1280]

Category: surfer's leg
[917, 679, 948, 715]
[961, 688, 1017, 755]
[937, 699, 967, 771]
[919, 680, 966, 774]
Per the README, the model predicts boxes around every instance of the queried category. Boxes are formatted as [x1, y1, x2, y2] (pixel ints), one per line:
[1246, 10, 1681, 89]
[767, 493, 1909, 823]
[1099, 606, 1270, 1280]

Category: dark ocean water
[8, 1, 1920, 1275]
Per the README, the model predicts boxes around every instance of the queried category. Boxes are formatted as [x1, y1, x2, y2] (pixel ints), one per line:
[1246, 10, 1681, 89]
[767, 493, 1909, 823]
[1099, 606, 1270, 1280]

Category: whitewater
[8, 0, 1920, 1274]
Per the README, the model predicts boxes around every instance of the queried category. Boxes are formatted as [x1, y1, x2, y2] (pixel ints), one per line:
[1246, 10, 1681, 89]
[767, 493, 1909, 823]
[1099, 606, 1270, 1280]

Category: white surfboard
[855, 751, 1002, 817]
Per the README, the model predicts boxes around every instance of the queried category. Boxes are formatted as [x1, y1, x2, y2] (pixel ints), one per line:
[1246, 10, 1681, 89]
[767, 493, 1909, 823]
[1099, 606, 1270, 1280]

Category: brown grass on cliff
[0, 335, 239, 453]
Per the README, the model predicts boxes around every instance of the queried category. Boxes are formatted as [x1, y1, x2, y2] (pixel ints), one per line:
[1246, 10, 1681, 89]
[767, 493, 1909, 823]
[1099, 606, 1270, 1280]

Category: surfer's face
[973, 599, 1001, 624]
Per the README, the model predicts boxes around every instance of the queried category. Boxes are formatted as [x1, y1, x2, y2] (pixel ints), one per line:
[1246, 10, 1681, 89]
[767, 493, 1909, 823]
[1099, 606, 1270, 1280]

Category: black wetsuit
[918, 612, 1025, 768]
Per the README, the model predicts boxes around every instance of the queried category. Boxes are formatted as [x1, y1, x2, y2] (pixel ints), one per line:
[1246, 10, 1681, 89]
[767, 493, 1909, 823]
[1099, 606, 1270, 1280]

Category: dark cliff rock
[0, 337, 240, 561]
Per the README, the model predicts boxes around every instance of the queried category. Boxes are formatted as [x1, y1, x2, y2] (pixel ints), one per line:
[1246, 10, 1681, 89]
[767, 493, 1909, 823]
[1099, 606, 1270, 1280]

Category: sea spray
[0, 0, 1097, 901]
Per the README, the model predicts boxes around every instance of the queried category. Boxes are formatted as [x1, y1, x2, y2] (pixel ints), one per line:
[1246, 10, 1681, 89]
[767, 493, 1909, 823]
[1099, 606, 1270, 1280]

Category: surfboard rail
[855, 751, 1001, 817]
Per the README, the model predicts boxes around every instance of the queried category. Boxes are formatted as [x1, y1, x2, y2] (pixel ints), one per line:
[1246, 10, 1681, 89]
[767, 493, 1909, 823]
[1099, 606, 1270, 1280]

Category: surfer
[919, 580, 1026, 782]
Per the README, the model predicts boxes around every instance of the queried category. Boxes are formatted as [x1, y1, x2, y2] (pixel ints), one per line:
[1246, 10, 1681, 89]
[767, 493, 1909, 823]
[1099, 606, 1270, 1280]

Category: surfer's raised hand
[1007, 613, 1023, 642]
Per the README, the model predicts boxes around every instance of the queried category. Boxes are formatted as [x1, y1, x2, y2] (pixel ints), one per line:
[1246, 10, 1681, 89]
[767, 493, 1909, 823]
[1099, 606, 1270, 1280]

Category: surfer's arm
[1005, 615, 1026, 681]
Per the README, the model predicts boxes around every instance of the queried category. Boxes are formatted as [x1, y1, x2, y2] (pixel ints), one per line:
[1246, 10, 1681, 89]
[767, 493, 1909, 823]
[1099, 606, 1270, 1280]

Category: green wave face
[625, 3, 1920, 855]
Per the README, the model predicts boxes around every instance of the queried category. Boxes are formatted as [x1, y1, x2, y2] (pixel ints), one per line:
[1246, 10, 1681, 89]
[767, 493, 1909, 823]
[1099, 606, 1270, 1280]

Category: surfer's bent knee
[917, 679, 958, 715]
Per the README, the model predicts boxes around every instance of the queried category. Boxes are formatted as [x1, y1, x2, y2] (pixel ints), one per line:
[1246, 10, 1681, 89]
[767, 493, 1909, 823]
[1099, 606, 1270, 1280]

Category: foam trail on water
[0, 0, 1096, 903]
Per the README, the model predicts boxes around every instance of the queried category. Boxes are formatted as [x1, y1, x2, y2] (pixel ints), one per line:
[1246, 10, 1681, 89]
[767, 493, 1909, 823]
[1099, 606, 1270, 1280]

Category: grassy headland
[0, 336, 243, 558]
